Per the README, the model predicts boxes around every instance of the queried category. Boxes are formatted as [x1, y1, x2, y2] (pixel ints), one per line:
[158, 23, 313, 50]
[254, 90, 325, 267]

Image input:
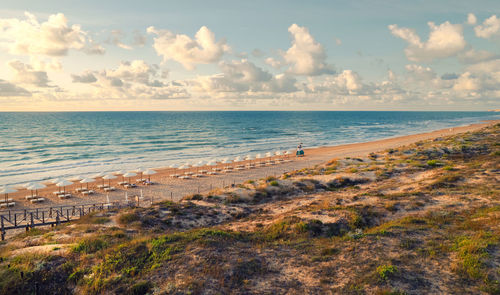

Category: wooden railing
[0, 202, 134, 240]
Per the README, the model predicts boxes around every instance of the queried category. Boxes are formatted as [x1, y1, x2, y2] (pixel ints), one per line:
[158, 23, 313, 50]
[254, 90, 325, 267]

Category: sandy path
[2, 120, 498, 211]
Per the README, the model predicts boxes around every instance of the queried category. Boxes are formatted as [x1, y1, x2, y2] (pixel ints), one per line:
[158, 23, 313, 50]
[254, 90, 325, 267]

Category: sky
[0, 0, 499, 111]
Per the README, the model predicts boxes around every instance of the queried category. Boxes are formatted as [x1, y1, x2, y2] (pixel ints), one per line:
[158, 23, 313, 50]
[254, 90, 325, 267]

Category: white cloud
[71, 71, 97, 83]
[405, 64, 436, 81]
[388, 21, 466, 62]
[474, 15, 500, 38]
[104, 60, 167, 86]
[458, 49, 498, 64]
[107, 30, 133, 50]
[0, 12, 100, 56]
[0, 79, 31, 97]
[70, 60, 189, 100]
[453, 72, 480, 91]
[282, 24, 334, 75]
[467, 13, 477, 25]
[191, 59, 297, 94]
[8, 60, 50, 87]
[147, 26, 229, 70]
[265, 57, 284, 69]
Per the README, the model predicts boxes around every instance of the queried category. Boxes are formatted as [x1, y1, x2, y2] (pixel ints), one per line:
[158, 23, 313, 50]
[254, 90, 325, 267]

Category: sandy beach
[2, 119, 498, 211]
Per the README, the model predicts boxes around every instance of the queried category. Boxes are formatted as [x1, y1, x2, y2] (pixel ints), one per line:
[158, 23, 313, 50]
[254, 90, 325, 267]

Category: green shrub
[118, 212, 140, 225]
[376, 265, 398, 281]
[269, 180, 279, 187]
[72, 237, 107, 254]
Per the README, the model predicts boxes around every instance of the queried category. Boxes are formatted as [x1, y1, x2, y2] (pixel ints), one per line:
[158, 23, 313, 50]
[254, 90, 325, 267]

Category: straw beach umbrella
[27, 182, 46, 198]
[114, 170, 127, 183]
[135, 167, 145, 181]
[80, 178, 95, 191]
[56, 180, 73, 195]
[143, 169, 157, 182]
[103, 174, 117, 187]
[122, 172, 137, 184]
[0, 186, 16, 203]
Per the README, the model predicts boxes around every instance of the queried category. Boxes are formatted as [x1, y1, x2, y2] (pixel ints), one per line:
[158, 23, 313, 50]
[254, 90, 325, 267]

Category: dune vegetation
[0, 124, 499, 294]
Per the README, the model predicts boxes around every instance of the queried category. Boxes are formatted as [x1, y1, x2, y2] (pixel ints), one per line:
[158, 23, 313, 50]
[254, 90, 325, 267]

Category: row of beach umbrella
[0, 150, 293, 203]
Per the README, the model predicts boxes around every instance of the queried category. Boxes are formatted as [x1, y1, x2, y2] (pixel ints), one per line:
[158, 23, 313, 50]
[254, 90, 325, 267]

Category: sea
[1, 111, 499, 187]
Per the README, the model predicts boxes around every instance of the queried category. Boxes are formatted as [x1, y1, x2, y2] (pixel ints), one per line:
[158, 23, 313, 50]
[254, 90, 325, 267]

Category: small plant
[376, 264, 398, 281]
[118, 212, 140, 225]
[269, 180, 279, 187]
[426, 160, 442, 167]
[72, 237, 107, 254]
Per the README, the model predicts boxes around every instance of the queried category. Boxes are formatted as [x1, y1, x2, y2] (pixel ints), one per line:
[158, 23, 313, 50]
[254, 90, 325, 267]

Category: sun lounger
[170, 174, 180, 178]
[199, 170, 208, 174]
[97, 184, 109, 189]
[58, 194, 71, 199]
[30, 198, 45, 203]
[223, 169, 232, 173]
[81, 190, 95, 195]
[192, 174, 203, 178]
[0, 198, 13, 203]
[124, 184, 137, 189]
[206, 171, 217, 175]
[0, 202, 15, 208]
[135, 178, 146, 183]
[118, 181, 128, 185]
[212, 168, 221, 171]
[75, 188, 86, 192]
[184, 172, 194, 176]
[25, 195, 38, 200]
[104, 186, 116, 192]
[179, 175, 191, 179]
[53, 191, 65, 196]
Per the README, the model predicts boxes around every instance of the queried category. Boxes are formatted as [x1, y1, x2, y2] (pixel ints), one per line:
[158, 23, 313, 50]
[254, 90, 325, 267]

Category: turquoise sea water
[0, 111, 498, 186]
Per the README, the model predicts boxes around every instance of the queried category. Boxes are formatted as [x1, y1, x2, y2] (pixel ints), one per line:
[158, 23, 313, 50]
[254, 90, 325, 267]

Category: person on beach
[296, 143, 304, 157]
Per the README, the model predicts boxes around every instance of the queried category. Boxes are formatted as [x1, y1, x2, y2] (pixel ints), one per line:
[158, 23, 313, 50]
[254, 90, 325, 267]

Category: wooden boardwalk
[0, 202, 134, 240]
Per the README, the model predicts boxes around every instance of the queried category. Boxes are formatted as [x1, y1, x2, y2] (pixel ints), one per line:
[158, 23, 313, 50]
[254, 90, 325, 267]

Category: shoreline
[2, 119, 499, 211]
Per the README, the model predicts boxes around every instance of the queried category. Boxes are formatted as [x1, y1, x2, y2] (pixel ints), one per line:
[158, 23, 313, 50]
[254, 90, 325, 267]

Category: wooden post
[56, 211, 60, 225]
[30, 213, 34, 229]
[1, 217, 4, 241]
[66, 209, 70, 221]
[24, 209, 27, 220]
[36, 208, 39, 220]
[14, 214, 17, 227]
[8, 210, 11, 222]
[49, 207, 52, 218]
[42, 211, 45, 223]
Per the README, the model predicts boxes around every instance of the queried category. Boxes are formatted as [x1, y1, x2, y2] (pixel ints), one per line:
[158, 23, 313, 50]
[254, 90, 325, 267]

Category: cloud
[251, 49, 265, 58]
[0, 79, 31, 96]
[388, 21, 466, 62]
[107, 30, 133, 50]
[133, 30, 147, 47]
[71, 71, 97, 83]
[467, 13, 477, 25]
[147, 26, 229, 70]
[69, 60, 189, 100]
[282, 24, 334, 75]
[191, 59, 297, 94]
[8, 60, 50, 87]
[441, 73, 458, 80]
[405, 64, 436, 81]
[474, 15, 500, 38]
[0, 12, 100, 56]
[457, 49, 498, 64]
[103, 60, 167, 87]
[265, 57, 284, 69]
